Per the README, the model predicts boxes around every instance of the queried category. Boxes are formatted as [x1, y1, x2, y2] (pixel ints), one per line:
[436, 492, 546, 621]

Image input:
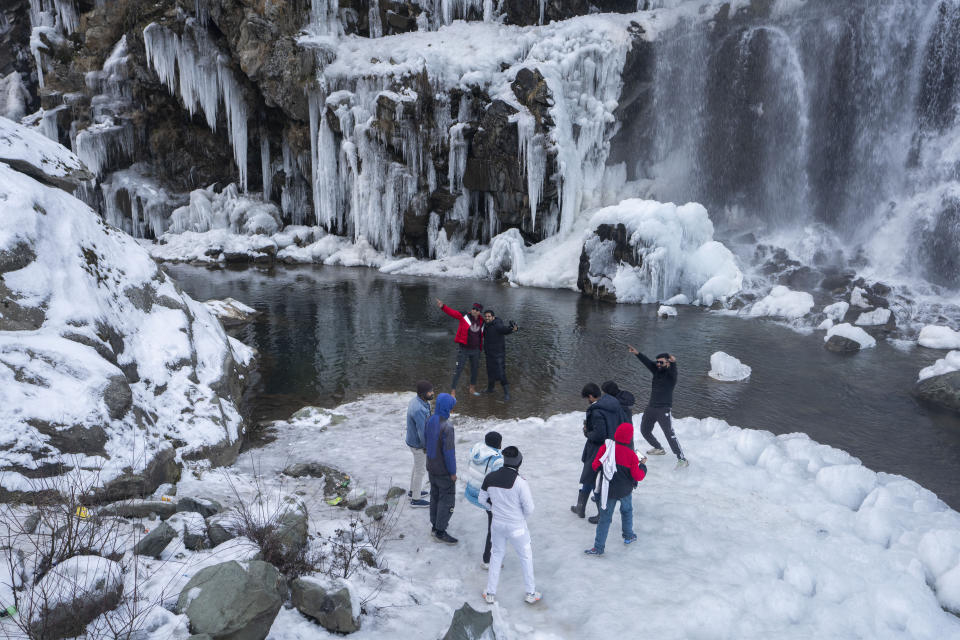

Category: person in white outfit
[478, 446, 541, 605]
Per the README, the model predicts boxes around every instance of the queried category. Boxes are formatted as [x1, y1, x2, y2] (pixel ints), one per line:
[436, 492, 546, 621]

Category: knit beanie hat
[601, 380, 620, 396]
[502, 446, 522, 468]
[416, 380, 434, 399]
[485, 431, 502, 449]
[472, 302, 484, 311]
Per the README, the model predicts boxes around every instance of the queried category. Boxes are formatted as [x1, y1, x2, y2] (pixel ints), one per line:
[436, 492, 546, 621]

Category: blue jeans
[593, 494, 634, 552]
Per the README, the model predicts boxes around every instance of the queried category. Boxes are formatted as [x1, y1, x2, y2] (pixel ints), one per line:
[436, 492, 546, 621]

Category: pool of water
[165, 263, 960, 508]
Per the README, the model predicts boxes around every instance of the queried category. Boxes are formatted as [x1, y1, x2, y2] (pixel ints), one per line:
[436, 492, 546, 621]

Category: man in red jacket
[436, 298, 485, 397]
[584, 422, 647, 556]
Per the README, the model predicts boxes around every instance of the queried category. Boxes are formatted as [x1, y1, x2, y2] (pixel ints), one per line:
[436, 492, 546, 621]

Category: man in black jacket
[571, 383, 622, 522]
[628, 346, 688, 468]
[481, 310, 518, 401]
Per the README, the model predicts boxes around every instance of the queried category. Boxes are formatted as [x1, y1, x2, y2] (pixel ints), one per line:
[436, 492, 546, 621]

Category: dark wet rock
[824, 335, 862, 353]
[282, 462, 351, 498]
[577, 223, 640, 302]
[442, 602, 494, 640]
[0, 240, 36, 274]
[206, 514, 240, 547]
[28, 420, 107, 456]
[177, 560, 286, 640]
[914, 371, 960, 414]
[134, 521, 177, 558]
[291, 578, 360, 634]
[346, 495, 368, 511]
[90, 447, 181, 504]
[103, 375, 133, 419]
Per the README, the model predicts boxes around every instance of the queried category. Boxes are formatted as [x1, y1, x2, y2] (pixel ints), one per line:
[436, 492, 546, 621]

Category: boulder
[206, 514, 240, 547]
[90, 447, 182, 504]
[577, 223, 640, 301]
[98, 499, 177, 520]
[177, 496, 223, 519]
[0, 239, 36, 273]
[824, 335, 862, 353]
[30, 555, 123, 640]
[442, 602, 495, 640]
[290, 578, 360, 634]
[133, 521, 177, 558]
[168, 511, 209, 551]
[177, 560, 286, 640]
[364, 504, 388, 521]
[914, 371, 960, 414]
[276, 504, 309, 558]
[346, 495, 368, 511]
[102, 375, 133, 419]
[385, 486, 407, 501]
[282, 462, 351, 498]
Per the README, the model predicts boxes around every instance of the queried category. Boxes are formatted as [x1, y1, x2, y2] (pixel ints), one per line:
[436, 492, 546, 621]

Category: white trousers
[485, 521, 535, 596]
[409, 447, 426, 496]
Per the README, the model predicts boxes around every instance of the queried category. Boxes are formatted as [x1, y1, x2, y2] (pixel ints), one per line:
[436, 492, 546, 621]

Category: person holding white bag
[584, 423, 647, 556]
[478, 446, 541, 605]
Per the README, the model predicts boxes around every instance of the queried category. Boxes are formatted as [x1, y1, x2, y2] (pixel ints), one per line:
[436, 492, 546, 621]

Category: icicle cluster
[143, 22, 249, 191]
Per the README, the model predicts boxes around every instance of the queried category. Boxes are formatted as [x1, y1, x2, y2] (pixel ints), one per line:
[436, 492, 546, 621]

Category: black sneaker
[434, 530, 458, 544]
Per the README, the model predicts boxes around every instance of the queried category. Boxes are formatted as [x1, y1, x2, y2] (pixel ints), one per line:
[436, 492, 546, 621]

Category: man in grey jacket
[405, 380, 433, 508]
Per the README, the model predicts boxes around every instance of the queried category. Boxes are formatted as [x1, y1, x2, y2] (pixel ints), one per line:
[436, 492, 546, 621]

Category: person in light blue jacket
[405, 380, 433, 508]
[465, 431, 503, 567]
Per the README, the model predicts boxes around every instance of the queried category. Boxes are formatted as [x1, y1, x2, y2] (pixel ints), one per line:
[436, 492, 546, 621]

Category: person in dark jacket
[481, 310, 518, 401]
[571, 383, 621, 522]
[436, 299, 485, 397]
[425, 393, 459, 543]
[601, 380, 635, 425]
[584, 422, 647, 556]
[628, 346, 688, 468]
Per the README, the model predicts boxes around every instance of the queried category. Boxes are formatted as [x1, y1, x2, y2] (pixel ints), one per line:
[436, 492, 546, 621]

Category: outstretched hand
[627, 345, 639, 355]
[435, 298, 444, 309]
[669, 354, 676, 363]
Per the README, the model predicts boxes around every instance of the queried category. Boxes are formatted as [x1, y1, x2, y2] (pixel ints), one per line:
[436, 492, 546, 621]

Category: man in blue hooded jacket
[405, 380, 433, 508]
[571, 383, 622, 523]
[425, 393, 459, 544]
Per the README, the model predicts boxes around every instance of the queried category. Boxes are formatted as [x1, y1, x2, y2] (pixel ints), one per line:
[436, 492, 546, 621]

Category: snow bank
[825, 323, 877, 349]
[579, 199, 743, 304]
[0, 157, 250, 494]
[190, 393, 960, 639]
[749, 285, 814, 320]
[0, 115, 92, 188]
[919, 351, 960, 382]
[709, 351, 752, 381]
[919, 325, 960, 350]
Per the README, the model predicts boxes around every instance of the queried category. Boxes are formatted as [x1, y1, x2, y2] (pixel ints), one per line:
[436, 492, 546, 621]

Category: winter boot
[570, 490, 589, 518]
[588, 512, 600, 525]
[482, 385, 495, 394]
[503, 384, 511, 402]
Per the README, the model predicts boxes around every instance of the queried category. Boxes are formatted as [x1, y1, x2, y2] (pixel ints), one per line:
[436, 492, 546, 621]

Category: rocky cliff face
[16, 0, 651, 256]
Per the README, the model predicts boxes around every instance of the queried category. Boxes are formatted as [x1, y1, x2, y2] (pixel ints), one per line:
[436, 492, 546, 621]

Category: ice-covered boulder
[577, 199, 742, 304]
[30, 555, 123, 639]
[709, 352, 752, 382]
[0, 116, 93, 190]
[0, 154, 252, 501]
[824, 323, 876, 352]
[914, 370, 960, 414]
[918, 325, 960, 350]
[748, 285, 814, 320]
[658, 305, 678, 318]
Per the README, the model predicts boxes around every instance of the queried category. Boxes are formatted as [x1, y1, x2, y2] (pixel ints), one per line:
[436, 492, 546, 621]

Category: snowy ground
[171, 394, 960, 639]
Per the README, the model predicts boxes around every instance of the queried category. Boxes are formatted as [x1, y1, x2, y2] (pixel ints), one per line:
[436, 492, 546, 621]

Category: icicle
[368, 0, 383, 38]
[310, 0, 340, 36]
[74, 119, 134, 176]
[448, 123, 468, 194]
[260, 135, 272, 201]
[512, 110, 546, 228]
[217, 56, 249, 192]
[485, 193, 499, 241]
[538, 0, 545, 25]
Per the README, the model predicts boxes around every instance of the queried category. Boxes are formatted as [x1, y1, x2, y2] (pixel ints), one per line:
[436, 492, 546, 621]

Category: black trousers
[429, 473, 456, 533]
[452, 347, 481, 389]
[639, 406, 685, 459]
[484, 353, 508, 389]
[483, 509, 493, 563]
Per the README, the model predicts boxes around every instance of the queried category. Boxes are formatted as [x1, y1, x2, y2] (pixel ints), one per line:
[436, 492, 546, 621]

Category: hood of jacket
[614, 422, 634, 445]
[595, 393, 622, 415]
[470, 442, 501, 464]
[435, 393, 456, 419]
[617, 390, 635, 407]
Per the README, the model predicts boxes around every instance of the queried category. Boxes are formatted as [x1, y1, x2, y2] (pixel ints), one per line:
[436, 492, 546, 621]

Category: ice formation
[658, 305, 678, 317]
[0, 73, 29, 121]
[918, 325, 960, 350]
[825, 323, 877, 349]
[855, 307, 892, 327]
[708, 351, 752, 381]
[143, 21, 249, 191]
[581, 198, 742, 303]
[749, 285, 814, 320]
[918, 351, 960, 381]
[169, 184, 282, 235]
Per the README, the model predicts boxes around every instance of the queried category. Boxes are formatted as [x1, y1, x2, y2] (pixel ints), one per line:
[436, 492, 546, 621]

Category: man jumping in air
[627, 346, 689, 469]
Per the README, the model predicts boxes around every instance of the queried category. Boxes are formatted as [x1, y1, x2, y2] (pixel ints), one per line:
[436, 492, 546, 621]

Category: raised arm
[666, 354, 678, 381]
[437, 299, 464, 321]
[628, 345, 657, 374]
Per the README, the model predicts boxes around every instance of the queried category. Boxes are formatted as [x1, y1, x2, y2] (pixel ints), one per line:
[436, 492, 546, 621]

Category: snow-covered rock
[205, 297, 258, 329]
[823, 301, 849, 323]
[824, 323, 877, 350]
[748, 285, 814, 320]
[0, 155, 251, 500]
[919, 351, 960, 382]
[0, 115, 93, 190]
[577, 199, 742, 304]
[658, 305, 678, 318]
[854, 307, 893, 328]
[709, 351, 752, 381]
[918, 325, 960, 350]
[30, 555, 123, 639]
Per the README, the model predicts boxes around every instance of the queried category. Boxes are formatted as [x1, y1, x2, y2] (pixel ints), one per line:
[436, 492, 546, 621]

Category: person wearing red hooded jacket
[436, 298, 485, 397]
[584, 422, 647, 556]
